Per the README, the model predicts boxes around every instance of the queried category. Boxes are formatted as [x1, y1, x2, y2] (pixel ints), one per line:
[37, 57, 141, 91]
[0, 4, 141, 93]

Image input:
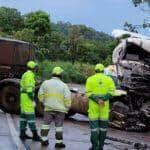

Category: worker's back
[86, 73, 115, 96]
[20, 70, 35, 92]
[38, 77, 71, 113]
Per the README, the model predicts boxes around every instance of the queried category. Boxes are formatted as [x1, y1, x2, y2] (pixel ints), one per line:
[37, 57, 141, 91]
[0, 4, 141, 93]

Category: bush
[37, 60, 95, 84]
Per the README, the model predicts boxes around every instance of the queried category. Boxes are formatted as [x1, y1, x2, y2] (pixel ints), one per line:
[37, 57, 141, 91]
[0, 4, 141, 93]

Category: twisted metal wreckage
[110, 30, 150, 132]
[69, 30, 150, 132]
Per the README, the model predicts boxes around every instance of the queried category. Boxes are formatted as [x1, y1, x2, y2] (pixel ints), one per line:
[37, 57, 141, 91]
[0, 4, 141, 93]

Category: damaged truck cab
[111, 30, 150, 131]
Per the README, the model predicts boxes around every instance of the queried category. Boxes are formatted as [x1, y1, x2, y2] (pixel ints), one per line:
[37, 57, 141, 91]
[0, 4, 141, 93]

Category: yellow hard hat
[95, 63, 104, 72]
[52, 66, 64, 75]
[27, 61, 38, 69]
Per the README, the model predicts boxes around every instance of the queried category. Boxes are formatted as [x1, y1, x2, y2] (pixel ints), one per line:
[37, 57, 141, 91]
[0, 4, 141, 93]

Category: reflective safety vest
[20, 70, 35, 113]
[85, 73, 116, 121]
[38, 77, 71, 113]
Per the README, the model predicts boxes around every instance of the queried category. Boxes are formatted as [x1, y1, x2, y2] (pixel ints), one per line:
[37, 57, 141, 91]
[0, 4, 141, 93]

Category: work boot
[89, 146, 101, 150]
[41, 140, 49, 146]
[55, 143, 66, 148]
[19, 130, 32, 140]
[32, 131, 41, 141]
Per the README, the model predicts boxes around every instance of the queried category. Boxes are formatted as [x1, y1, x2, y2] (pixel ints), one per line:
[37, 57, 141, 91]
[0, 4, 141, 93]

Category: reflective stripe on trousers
[41, 111, 65, 142]
[20, 113, 36, 131]
[89, 120, 108, 150]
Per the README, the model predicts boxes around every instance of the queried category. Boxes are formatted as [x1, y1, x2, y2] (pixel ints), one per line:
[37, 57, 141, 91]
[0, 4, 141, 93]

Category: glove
[89, 94, 112, 103]
[89, 94, 101, 103]
[100, 93, 112, 101]
[27, 92, 34, 100]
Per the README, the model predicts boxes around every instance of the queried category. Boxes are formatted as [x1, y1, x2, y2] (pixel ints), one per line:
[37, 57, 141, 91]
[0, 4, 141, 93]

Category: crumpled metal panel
[110, 32, 150, 132]
[113, 38, 150, 64]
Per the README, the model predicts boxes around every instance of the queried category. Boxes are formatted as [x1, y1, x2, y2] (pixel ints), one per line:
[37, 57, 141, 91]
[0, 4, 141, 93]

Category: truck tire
[0, 79, 20, 114]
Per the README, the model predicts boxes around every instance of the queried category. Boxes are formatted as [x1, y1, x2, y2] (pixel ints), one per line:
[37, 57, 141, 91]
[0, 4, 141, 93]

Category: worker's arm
[85, 78, 92, 98]
[38, 82, 46, 102]
[89, 94, 111, 102]
[88, 94, 101, 102]
[107, 76, 116, 98]
[27, 74, 35, 100]
[86, 77, 112, 103]
[85, 78, 100, 103]
[63, 84, 71, 110]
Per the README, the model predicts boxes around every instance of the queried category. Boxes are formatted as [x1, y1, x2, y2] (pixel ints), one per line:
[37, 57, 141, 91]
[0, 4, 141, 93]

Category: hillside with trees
[0, 7, 118, 83]
[0, 7, 117, 64]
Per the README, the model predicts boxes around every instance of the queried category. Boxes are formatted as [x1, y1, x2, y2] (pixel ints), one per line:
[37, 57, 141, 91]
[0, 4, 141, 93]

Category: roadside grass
[37, 60, 95, 84]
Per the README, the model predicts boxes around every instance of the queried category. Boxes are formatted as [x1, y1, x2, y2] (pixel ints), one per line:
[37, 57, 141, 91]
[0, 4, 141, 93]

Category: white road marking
[6, 113, 26, 150]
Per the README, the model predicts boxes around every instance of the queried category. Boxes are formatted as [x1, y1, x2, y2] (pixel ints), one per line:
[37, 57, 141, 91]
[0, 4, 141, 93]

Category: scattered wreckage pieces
[69, 86, 150, 132]
[110, 100, 150, 132]
[106, 135, 149, 150]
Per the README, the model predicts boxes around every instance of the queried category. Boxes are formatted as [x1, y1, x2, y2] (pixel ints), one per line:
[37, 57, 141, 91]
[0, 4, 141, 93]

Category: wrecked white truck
[110, 30, 150, 132]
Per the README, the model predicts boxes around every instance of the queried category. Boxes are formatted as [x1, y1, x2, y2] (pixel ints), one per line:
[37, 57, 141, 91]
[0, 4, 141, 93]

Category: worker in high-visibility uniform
[38, 66, 71, 148]
[85, 64, 116, 150]
[19, 61, 41, 141]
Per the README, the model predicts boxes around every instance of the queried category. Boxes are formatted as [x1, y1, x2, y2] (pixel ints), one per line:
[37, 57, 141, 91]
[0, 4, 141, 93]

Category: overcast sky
[0, 0, 149, 36]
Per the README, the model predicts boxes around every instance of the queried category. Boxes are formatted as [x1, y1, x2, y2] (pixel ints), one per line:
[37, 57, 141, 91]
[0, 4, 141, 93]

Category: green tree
[56, 21, 71, 35]
[0, 7, 115, 65]
[54, 22, 113, 42]
[68, 25, 82, 64]
[0, 7, 24, 34]
[49, 31, 66, 60]
[77, 24, 112, 42]
[24, 11, 52, 60]
[24, 10, 51, 36]
[77, 40, 99, 64]
[13, 28, 35, 42]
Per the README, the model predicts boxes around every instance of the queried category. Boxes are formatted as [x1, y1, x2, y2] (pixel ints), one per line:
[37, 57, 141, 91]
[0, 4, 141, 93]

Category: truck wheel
[0, 84, 20, 114]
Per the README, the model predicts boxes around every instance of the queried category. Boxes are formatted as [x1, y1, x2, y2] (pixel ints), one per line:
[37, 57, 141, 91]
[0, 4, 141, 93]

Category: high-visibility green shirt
[85, 73, 116, 120]
[20, 70, 35, 113]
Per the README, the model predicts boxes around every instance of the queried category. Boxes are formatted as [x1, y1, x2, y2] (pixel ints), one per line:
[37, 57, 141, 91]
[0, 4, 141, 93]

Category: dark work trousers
[20, 113, 37, 132]
[89, 120, 108, 150]
[41, 111, 65, 144]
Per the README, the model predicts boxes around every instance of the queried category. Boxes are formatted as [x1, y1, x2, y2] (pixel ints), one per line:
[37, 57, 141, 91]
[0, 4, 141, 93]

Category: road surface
[0, 111, 150, 150]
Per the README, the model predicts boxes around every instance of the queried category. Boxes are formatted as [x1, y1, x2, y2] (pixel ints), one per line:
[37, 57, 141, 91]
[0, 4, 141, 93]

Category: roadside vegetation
[37, 60, 94, 84]
[0, 7, 118, 83]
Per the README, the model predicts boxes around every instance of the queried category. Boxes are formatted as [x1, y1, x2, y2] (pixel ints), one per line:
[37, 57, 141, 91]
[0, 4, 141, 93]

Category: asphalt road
[0, 111, 150, 150]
